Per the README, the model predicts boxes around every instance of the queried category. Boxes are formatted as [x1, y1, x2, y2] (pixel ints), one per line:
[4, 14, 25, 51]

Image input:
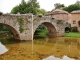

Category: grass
[35, 29, 80, 38]
[34, 29, 49, 39]
[37, 29, 48, 35]
[64, 32, 80, 38]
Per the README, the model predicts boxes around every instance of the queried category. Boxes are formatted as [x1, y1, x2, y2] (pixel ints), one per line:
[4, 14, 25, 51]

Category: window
[73, 21, 76, 24]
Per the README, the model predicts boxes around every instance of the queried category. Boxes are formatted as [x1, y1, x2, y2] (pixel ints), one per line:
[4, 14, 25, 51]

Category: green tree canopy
[54, 3, 65, 9]
[11, 5, 19, 14]
[27, 0, 40, 14]
[36, 9, 47, 15]
[11, 0, 47, 15]
[63, 4, 80, 12]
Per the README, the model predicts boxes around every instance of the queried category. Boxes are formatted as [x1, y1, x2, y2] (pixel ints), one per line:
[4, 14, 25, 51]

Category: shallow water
[0, 37, 80, 60]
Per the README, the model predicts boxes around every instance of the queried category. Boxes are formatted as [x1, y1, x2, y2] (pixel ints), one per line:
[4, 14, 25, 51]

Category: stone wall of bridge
[0, 14, 66, 40]
[33, 15, 66, 37]
[0, 14, 33, 40]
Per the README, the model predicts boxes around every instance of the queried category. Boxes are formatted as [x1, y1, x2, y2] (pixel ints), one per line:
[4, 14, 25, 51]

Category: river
[0, 37, 80, 60]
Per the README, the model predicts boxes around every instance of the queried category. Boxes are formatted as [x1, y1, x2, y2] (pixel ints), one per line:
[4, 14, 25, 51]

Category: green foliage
[63, 0, 80, 12]
[34, 24, 48, 35]
[11, 5, 19, 14]
[57, 20, 63, 24]
[27, 0, 40, 15]
[34, 29, 49, 39]
[0, 24, 12, 34]
[11, 0, 27, 14]
[19, 27, 24, 33]
[17, 18, 24, 33]
[37, 9, 47, 15]
[54, 3, 65, 9]
[37, 24, 46, 30]
[17, 18, 24, 26]
[64, 32, 80, 38]
[71, 27, 78, 32]
[11, 0, 47, 15]
[63, 4, 80, 12]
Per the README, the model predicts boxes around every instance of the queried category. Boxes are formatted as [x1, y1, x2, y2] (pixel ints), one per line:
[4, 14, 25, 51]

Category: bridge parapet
[33, 15, 51, 21]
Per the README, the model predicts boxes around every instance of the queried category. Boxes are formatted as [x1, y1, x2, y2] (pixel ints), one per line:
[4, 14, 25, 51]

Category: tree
[11, 0, 42, 15]
[11, 0, 27, 14]
[63, 4, 80, 12]
[36, 9, 47, 15]
[63, 0, 80, 12]
[11, 5, 19, 14]
[54, 3, 65, 9]
[26, 0, 40, 14]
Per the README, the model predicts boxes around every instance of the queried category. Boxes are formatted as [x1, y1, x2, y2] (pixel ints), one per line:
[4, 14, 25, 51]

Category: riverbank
[64, 32, 80, 38]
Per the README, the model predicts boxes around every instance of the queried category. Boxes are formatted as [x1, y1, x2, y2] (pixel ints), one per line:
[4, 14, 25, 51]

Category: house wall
[52, 13, 69, 22]
[71, 13, 80, 32]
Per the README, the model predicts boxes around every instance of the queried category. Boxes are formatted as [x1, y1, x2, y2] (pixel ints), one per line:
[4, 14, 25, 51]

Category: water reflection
[33, 37, 80, 60]
[0, 37, 80, 60]
[43, 55, 74, 60]
[0, 42, 8, 54]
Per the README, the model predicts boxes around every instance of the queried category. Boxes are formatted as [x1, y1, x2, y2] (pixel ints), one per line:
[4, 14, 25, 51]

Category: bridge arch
[0, 23, 20, 40]
[65, 27, 71, 32]
[33, 22, 57, 38]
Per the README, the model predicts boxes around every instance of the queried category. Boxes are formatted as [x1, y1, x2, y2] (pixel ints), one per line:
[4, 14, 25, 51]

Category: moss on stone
[19, 27, 24, 33]
[17, 18, 24, 26]
[57, 21, 63, 24]
[17, 18, 24, 33]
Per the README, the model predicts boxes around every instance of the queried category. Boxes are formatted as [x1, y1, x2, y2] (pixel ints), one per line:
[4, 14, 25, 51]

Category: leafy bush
[71, 27, 78, 32]
[19, 27, 24, 33]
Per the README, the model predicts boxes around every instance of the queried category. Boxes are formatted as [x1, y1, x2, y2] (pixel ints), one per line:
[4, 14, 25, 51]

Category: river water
[0, 37, 80, 60]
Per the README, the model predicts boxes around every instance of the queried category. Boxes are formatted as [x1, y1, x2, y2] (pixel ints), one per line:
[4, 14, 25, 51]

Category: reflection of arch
[0, 23, 20, 40]
[78, 21, 80, 27]
[65, 27, 71, 32]
[34, 22, 57, 38]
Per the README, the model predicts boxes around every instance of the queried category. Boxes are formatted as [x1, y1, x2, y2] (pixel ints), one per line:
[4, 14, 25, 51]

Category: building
[48, 9, 70, 23]
[47, 9, 80, 32]
[71, 10, 80, 32]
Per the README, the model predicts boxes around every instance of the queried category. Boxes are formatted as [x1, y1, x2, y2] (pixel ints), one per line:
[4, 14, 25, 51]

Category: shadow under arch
[0, 23, 20, 40]
[34, 22, 57, 38]
[65, 27, 71, 32]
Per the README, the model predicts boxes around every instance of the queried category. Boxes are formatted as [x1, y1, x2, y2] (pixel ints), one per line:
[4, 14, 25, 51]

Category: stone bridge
[0, 14, 66, 40]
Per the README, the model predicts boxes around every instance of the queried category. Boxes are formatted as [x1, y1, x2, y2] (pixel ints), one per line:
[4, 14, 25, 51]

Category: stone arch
[65, 27, 71, 32]
[33, 22, 57, 38]
[0, 23, 20, 40]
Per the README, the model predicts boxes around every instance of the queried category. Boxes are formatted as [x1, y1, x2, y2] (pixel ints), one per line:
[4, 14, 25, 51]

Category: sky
[0, 0, 77, 13]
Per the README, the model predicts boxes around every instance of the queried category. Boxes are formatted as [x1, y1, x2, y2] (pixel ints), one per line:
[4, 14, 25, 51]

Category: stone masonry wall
[0, 14, 66, 40]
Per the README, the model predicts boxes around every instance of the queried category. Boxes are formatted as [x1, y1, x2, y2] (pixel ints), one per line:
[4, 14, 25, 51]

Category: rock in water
[0, 42, 8, 54]
[42, 55, 74, 60]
